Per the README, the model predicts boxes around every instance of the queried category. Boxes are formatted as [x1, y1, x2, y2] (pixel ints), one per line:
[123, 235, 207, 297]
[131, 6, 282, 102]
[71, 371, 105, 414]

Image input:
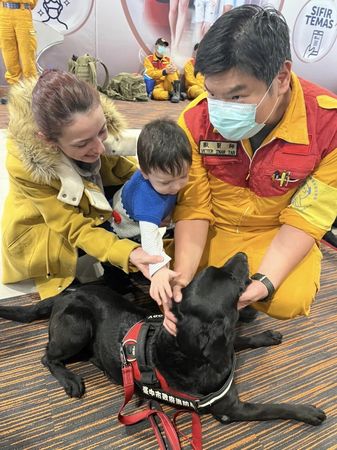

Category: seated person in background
[184, 43, 205, 99]
[110, 118, 192, 307]
[163, 5, 337, 335]
[143, 37, 182, 103]
[1, 70, 162, 300]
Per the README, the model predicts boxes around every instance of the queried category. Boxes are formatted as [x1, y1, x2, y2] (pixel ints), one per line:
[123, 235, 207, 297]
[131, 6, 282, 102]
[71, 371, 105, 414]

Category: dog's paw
[63, 374, 85, 398]
[238, 306, 258, 323]
[299, 405, 326, 426]
[261, 330, 283, 346]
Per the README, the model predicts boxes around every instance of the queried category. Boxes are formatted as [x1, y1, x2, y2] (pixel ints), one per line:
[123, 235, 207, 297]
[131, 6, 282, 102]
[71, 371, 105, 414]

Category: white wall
[0, 0, 336, 93]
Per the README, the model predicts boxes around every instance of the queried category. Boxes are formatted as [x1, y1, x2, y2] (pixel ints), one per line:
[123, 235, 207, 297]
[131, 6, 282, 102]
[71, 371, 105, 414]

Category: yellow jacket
[143, 53, 174, 84]
[184, 58, 204, 89]
[174, 73, 337, 240]
[2, 79, 139, 299]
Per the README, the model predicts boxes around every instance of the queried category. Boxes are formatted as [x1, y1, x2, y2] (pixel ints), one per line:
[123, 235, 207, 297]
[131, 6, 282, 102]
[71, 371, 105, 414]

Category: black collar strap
[121, 315, 236, 412]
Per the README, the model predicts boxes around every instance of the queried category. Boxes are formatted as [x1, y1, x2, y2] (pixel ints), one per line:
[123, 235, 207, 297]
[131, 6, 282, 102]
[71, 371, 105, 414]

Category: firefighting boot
[180, 91, 187, 101]
[170, 80, 181, 103]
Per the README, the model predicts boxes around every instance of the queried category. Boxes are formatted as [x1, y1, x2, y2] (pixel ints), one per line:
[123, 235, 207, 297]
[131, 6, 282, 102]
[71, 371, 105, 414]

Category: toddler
[110, 119, 192, 306]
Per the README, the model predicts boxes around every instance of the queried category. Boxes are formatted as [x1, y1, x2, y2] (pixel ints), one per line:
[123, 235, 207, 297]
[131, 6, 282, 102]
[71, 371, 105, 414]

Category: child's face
[143, 165, 190, 195]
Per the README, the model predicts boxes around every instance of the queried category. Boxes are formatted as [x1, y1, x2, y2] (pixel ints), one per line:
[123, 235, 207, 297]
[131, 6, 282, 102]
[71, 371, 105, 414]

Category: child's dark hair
[137, 119, 192, 176]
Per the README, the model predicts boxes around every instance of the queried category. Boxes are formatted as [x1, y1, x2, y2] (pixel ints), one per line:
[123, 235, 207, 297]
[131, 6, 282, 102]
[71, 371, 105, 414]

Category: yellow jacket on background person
[143, 37, 180, 102]
[184, 57, 205, 99]
[1, 79, 140, 299]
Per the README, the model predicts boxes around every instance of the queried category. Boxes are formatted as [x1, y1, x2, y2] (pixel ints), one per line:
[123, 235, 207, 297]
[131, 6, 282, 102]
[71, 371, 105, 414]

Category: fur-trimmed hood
[7, 78, 127, 185]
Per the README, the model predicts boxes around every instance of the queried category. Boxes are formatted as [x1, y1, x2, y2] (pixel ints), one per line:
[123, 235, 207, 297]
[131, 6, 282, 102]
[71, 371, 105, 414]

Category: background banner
[0, 0, 336, 93]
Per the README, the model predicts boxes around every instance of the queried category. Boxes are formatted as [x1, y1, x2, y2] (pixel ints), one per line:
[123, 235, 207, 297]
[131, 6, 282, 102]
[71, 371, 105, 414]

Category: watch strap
[250, 273, 275, 301]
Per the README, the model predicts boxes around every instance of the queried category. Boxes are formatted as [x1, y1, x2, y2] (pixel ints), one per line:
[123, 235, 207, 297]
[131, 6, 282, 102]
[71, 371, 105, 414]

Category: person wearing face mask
[159, 5, 337, 336]
[1, 70, 163, 300]
[143, 37, 182, 103]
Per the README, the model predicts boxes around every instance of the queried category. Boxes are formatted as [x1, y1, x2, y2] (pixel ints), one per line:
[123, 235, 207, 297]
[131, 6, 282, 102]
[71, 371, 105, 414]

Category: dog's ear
[201, 318, 231, 369]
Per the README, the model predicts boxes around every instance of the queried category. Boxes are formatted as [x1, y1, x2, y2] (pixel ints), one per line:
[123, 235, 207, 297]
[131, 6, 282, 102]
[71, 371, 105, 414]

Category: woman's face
[57, 105, 108, 163]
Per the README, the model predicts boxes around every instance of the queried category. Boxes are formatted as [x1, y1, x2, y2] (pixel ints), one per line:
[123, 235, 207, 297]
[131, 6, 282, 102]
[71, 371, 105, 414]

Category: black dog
[0, 253, 326, 426]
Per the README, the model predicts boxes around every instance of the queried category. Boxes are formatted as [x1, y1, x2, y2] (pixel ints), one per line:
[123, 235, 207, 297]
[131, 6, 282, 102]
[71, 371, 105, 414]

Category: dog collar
[120, 315, 236, 412]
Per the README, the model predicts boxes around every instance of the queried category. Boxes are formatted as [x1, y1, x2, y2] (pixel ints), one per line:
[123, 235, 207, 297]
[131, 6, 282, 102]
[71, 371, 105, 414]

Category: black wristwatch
[250, 273, 275, 302]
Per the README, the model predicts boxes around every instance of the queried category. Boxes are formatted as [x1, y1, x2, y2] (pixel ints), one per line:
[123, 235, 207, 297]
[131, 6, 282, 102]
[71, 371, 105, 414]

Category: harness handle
[118, 365, 203, 449]
[173, 410, 203, 450]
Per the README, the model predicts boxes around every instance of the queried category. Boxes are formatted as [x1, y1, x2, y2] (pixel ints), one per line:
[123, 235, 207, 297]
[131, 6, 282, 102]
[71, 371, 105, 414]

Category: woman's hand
[129, 247, 163, 279]
[237, 280, 269, 310]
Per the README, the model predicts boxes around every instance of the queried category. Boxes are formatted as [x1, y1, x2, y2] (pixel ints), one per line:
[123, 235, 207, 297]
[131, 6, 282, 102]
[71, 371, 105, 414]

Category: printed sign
[33, 0, 94, 35]
[293, 0, 337, 62]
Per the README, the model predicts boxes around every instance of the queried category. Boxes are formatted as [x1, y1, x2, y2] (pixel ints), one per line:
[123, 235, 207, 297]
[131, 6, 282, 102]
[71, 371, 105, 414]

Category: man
[161, 5, 337, 335]
[183, 43, 205, 99]
[0, 1, 38, 85]
[143, 37, 182, 103]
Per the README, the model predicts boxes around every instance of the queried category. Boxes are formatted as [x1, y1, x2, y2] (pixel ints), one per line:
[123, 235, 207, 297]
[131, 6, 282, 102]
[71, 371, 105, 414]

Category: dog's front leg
[234, 331, 282, 350]
[214, 400, 326, 426]
[42, 353, 85, 398]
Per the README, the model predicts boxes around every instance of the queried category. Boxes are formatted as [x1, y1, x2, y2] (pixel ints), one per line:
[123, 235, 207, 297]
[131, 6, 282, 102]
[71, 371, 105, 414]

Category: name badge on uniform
[199, 140, 238, 156]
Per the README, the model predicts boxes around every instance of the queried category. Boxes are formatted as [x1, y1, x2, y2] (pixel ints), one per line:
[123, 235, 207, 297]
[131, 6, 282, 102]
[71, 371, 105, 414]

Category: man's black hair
[193, 43, 199, 52]
[137, 119, 192, 176]
[195, 5, 291, 85]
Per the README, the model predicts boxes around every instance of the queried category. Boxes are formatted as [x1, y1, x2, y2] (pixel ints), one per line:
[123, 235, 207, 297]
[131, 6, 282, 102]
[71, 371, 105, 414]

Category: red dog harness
[118, 315, 236, 449]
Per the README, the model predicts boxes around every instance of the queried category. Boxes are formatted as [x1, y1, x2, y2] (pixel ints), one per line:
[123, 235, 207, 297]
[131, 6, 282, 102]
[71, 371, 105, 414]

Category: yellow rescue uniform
[143, 53, 179, 101]
[0, 1, 37, 84]
[174, 73, 337, 319]
[184, 57, 205, 99]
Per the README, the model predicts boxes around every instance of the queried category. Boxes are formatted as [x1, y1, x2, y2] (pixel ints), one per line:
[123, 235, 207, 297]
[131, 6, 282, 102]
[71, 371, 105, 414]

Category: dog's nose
[235, 252, 248, 262]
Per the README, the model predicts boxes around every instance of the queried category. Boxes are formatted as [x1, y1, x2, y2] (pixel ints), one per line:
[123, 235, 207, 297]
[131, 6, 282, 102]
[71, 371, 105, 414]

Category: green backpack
[68, 53, 110, 91]
[102, 72, 148, 102]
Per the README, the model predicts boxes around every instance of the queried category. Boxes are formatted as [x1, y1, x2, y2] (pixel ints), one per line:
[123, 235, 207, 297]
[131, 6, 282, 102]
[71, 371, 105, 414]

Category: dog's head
[172, 252, 250, 369]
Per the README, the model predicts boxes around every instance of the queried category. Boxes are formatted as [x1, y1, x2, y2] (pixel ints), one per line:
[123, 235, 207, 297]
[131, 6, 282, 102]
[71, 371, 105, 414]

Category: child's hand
[149, 267, 180, 307]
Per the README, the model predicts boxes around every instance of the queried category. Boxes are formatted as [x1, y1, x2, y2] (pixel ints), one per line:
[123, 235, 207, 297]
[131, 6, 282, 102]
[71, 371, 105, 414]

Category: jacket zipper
[237, 138, 276, 231]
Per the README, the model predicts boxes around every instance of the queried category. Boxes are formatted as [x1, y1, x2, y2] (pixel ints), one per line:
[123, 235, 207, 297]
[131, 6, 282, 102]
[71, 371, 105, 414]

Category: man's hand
[129, 247, 163, 279]
[163, 303, 178, 336]
[237, 280, 269, 310]
[150, 267, 180, 306]
[172, 276, 189, 302]
[150, 267, 180, 336]
[166, 63, 177, 74]
[159, 276, 190, 336]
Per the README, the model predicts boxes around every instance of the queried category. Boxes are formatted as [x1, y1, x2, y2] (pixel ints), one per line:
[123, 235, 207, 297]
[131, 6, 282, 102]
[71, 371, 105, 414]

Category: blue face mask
[207, 83, 278, 141]
[157, 45, 168, 56]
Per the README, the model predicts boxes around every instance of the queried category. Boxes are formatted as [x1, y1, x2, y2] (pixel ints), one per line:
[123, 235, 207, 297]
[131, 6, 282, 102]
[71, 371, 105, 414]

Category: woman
[1, 70, 161, 299]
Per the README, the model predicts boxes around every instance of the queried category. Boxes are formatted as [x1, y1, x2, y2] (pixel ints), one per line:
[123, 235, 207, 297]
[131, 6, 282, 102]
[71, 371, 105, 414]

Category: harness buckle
[120, 344, 128, 367]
